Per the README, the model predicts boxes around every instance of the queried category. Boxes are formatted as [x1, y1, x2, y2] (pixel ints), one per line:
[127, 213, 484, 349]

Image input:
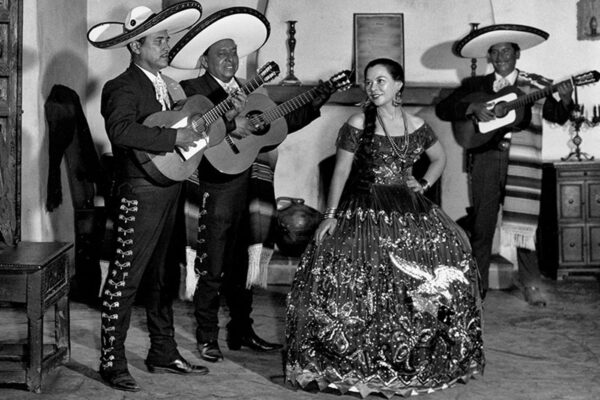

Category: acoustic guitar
[452, 70, 600, 150]
[133, 61, 280, 185]
[205, 70, 352, 175]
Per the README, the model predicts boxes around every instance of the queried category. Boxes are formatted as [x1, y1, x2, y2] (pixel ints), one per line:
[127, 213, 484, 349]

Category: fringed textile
[501, 71, 548, 250]
[246, 154, 277, 288]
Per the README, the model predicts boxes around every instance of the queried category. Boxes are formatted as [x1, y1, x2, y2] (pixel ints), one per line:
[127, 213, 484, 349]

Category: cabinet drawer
[589, 182, 600, 220]
[559, 226, 585, 264]
[590, 225, 600, 264]
[558, 182, 583, 219]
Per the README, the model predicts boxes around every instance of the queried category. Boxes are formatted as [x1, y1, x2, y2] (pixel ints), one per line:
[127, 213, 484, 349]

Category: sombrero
[454, 24, 549, 58]
[169, 7, 270, 70]
[87, 1, 202, 49]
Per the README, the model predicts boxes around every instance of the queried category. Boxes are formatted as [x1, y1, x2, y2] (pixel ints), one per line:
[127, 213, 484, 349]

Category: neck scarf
[154, 72, 171, 110]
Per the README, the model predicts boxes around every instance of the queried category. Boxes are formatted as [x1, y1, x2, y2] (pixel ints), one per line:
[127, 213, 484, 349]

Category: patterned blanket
[500, 71, 550, 250]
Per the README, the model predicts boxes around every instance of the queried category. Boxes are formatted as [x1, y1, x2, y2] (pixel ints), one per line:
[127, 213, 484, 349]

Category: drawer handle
[569, 242, 576, 248]
[568, 199, 574, 204]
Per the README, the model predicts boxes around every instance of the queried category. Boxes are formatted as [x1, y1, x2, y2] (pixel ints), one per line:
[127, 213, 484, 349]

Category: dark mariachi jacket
[101, 64, 178, 179]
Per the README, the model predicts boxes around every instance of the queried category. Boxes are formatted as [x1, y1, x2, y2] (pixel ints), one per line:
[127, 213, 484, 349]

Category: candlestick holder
[468, 23, 479, 77]
[281, 20, 302, 86]
[562, 104, 598, 162]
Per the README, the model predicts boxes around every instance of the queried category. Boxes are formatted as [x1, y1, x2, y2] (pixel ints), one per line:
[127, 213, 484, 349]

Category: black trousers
[193, 171, 253, 343]
[100, 179, 182, 372]
[470, 146, 543, 295]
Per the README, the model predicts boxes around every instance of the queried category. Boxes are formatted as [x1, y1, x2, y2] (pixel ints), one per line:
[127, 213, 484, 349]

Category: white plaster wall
[21, 0, 88, 242]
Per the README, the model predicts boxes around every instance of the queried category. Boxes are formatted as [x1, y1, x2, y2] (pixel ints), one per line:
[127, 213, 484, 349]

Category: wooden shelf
[264, 84, 455, 106]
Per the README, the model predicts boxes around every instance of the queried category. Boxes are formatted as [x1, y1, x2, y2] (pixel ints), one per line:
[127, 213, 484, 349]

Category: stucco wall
[21, 0, 88, 241]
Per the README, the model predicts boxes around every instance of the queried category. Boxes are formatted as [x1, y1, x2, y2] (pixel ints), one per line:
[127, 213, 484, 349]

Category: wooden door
[0, 0, 22, 246]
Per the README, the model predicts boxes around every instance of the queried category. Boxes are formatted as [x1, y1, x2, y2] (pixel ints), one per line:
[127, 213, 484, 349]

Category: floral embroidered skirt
[285, 184, 485, 398]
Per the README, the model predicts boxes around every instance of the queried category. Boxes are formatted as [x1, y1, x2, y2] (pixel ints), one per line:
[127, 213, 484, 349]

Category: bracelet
[323, 207, 337, 219]
[418, 178, 431, 192]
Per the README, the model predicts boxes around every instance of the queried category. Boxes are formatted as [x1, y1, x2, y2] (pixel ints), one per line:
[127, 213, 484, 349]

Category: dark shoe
[198, 341, 224, 362]
[523, 286, 547, 307]
[99, 368, 141, 392]
[227, 328, 283, 352]
[145, 357, 209, 375]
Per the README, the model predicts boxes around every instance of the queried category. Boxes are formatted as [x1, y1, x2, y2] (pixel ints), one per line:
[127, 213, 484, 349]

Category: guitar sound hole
[493, 102, 508, 118]
[245, 110, 270, 136]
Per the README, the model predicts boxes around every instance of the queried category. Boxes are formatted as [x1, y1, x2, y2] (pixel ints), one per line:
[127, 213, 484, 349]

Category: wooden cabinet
[550, 161, 600, 279]
[0, 242, 73, 393]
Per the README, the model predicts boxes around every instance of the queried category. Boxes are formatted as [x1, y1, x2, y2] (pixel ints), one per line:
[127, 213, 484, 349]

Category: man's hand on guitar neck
[224, 90, 248, 124]
[466, 101, 496, 122]
[312, 80, 334, 109]
[556, 81, 574, 107]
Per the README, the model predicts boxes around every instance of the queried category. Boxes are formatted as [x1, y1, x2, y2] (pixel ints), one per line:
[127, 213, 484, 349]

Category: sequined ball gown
[285, 120, 485, 398]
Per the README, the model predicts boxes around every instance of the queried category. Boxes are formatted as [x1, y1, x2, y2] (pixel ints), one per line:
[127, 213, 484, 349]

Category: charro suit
[99, 64, 184, 372]
[435, 71, 571, 296]
[180, 73, 320, 344]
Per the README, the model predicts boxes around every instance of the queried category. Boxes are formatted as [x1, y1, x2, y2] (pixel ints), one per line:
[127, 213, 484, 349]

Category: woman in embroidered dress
[285, 58, 484, 398]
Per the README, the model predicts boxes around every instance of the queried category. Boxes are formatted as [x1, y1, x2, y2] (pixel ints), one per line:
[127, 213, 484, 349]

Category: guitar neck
[505, 79, 570, 111]
[201, 76, 268, 126]
[249, 86, 324, 125]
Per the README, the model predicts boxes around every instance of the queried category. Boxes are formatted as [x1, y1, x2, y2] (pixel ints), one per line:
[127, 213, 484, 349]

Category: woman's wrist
[418, 178, 431, 192]
[323, 207, 337, 219]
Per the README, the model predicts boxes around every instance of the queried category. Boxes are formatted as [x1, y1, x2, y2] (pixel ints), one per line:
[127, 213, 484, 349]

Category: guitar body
[134, 95, 226, 185]
[452, 87, 526, 150]
[205, 93, 289, 175]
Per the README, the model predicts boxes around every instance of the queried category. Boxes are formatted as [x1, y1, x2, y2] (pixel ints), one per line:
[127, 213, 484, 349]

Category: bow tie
[493, 77, 512, 93]
[223, 80, 240, 95]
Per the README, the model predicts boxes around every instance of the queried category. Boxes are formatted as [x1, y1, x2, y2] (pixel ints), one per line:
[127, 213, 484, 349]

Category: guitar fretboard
[505, 79, 571, 111]
[195, 75, 269, 128]
[248, 87, 322, 125]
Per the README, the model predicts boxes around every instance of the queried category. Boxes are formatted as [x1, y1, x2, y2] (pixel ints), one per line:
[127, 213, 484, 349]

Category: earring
[392, 91, 402, 106]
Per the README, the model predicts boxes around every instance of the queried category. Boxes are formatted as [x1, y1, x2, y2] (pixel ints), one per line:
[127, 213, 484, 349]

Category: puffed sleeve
[335, 123, 363, 153]
[420, 123, 439, 150]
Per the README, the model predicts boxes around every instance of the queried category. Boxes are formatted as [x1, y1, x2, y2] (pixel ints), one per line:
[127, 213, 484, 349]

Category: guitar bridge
[225, 135, 240, 154]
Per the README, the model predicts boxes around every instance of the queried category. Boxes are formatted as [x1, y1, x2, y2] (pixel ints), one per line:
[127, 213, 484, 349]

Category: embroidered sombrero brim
[87, 1, 202, 49]
[169, 7, 270, 70]
[454, 24, 549, 58]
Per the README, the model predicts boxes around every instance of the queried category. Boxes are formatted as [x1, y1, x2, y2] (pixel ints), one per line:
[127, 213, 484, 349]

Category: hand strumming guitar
[175, 126, 203, 152]
[466, 101, 496, 122]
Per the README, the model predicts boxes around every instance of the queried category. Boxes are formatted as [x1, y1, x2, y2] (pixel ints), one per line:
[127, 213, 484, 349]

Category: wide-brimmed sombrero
[87, 1, 202, 49]
[169, 7, 270, 70]
[454, 24, 549, 58]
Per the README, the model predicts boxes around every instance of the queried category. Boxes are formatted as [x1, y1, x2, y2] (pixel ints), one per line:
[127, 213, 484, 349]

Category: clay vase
[275, 197, 321, 257]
